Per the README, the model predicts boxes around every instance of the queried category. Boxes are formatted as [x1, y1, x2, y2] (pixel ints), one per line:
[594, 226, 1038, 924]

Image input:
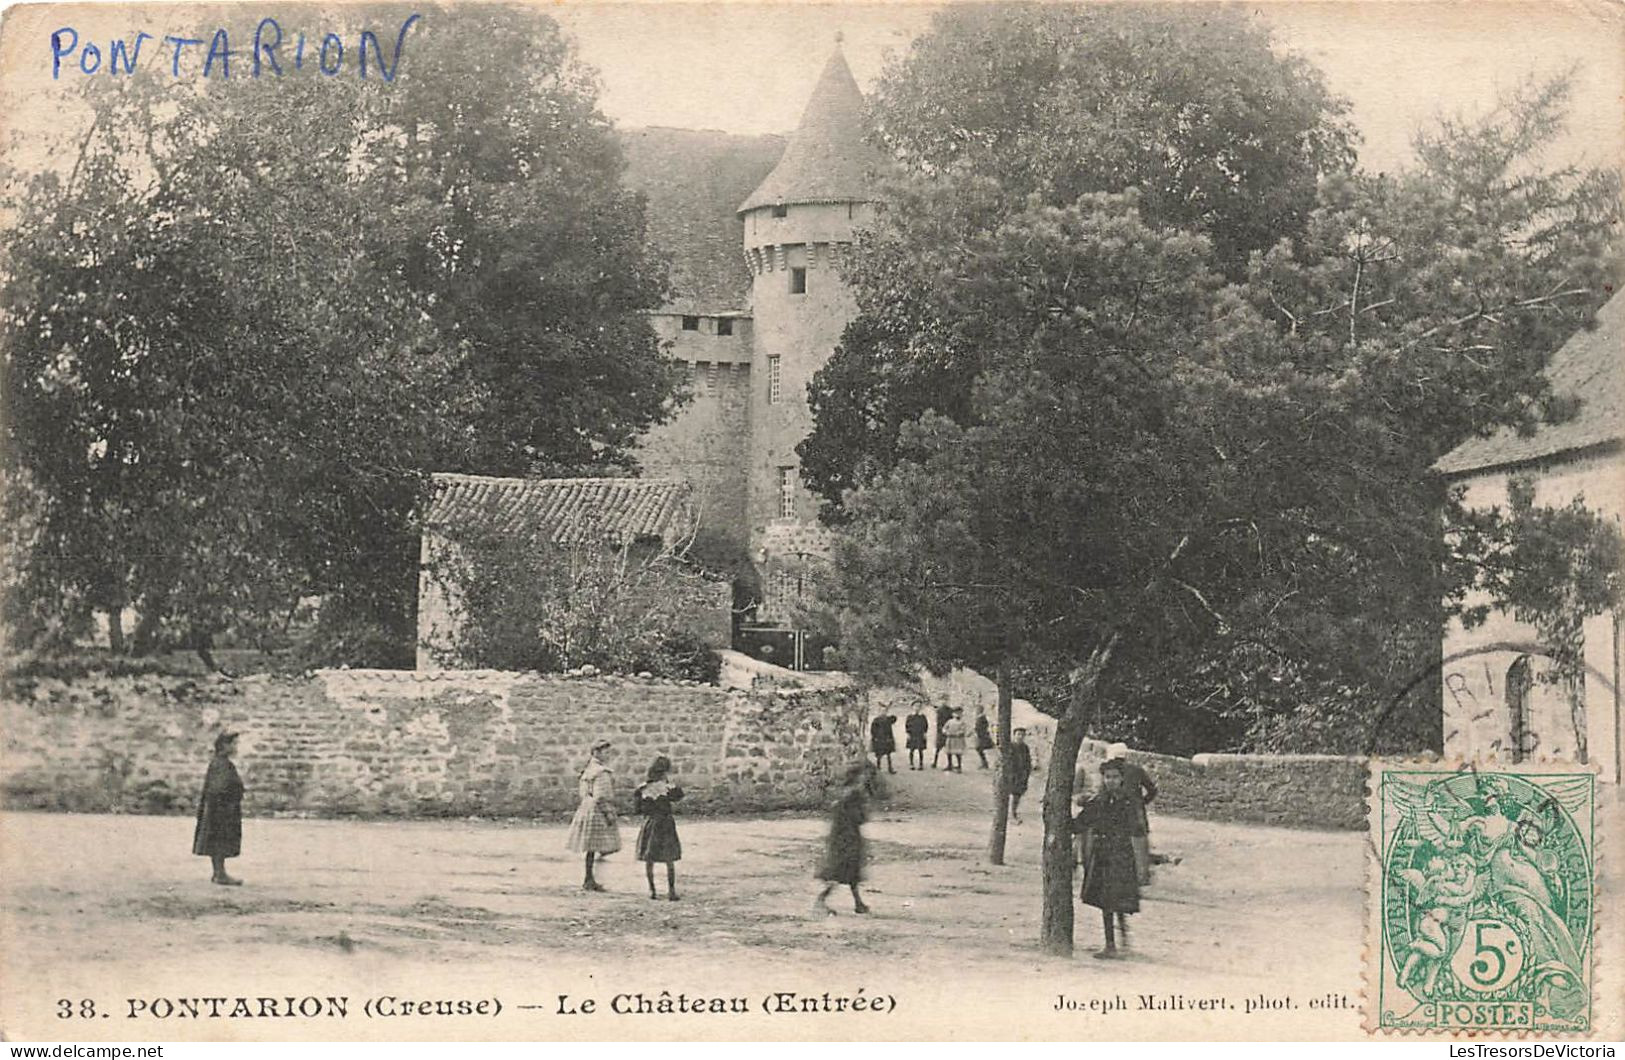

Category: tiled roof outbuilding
[426, 474, 696, 546]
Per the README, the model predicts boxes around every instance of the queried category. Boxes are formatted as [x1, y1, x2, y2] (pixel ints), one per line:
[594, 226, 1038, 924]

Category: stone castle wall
[634, 313, 755, 567]
[2, 669, 866, 818]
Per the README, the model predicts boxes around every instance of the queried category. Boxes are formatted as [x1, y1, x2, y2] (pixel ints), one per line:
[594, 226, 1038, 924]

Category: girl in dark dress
[816, 763, 872, 915]
[904, 708, 929, 770]
[1071, 759, 1141, 958]
[869, 712, 898, 774]
[634, 756, 684, 901]
[973, 709, 994, 769]
[193, 731, 245, 886]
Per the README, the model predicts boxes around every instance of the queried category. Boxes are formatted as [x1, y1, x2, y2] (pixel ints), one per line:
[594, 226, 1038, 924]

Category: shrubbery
[426, 525, 725, 681]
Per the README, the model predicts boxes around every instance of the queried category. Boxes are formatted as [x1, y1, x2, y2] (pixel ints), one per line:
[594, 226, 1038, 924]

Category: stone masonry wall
[1, 670, 866, 818]
[1072, 738, 1367, 830]
[912, 668, 1366, 830]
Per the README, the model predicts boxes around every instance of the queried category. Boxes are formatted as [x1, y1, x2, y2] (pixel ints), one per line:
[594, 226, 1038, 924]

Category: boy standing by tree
[1006, 728, 1033, 825]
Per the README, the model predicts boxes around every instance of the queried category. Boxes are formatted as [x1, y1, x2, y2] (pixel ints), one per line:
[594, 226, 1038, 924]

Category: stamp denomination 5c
[1367, 761, 1597, 1035]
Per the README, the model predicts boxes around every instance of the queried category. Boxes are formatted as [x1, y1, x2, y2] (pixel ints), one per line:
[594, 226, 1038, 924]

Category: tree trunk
[1039, 704, 1088, 956]
[987, 665, 1014, 865]
[106, 609, 126, 654]
[1039, 636, 1116, 957]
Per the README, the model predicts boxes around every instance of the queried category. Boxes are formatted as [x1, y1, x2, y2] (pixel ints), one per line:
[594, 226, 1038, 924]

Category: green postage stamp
[1367, 761, 1597, 1034]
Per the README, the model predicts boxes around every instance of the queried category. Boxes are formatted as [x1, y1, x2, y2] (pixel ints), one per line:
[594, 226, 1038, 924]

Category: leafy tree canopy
[808, 54, 1620, 952]
[867, 5, 1357, 271]
[1, 6, 680, 664]
[807, 46, 1620, 754]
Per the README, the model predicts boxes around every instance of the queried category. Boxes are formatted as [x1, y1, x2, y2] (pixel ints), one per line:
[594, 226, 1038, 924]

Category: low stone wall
[909, 668, 1367, 830]
[1073, 738, 1367, 830]
[1, 669, 866, 818]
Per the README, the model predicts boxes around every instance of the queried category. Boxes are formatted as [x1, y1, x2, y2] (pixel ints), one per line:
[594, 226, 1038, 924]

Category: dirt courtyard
[5, 766, 1615, 1041]
[0, 762, 1370, 1040]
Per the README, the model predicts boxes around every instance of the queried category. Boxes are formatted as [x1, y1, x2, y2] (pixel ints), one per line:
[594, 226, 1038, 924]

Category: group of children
[564, 739, 685, 899]
[870, 705, 998, 774]
[563, 740, 876, 911]
[562, 732, 1157, 959]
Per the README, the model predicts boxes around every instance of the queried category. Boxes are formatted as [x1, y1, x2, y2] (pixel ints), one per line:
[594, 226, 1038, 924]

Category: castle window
[767, 356, 782, 404]
[778, 466, 797, 519]
[681, 315, 700, 331]
[770, 569, 803, 612]
[790, 267, 807, 295]
[772, 204, 789, 219]
[717, 317, 734, 337]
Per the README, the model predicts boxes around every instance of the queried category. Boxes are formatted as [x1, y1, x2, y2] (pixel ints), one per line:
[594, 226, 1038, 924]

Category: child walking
[816, 763, 873, 915]
[634, 756, 685, 901]
[1071, 758, 1142, 958]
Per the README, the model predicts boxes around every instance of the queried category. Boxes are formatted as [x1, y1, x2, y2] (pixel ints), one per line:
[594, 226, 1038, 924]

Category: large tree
[804, 18, 1619, 752]
[809, 34, 1620, 953]
[799, 4, 1356, 511]
[1, 7, 680, 664]
[821, 193, 1329, 952]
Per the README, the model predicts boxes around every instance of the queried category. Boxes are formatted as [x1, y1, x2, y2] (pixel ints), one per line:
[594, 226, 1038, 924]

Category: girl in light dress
[566, 740, 621, 891]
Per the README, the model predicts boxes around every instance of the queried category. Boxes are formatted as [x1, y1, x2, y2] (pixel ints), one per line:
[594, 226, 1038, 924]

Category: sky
[0, 1, 1620, 176]
[548, 1, 1624, 174]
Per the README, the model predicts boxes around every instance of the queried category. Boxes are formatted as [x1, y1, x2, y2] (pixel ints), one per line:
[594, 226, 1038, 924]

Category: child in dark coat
[816, 763, 873, 915]
[634, 756, 684, 901]
[1071, 758, 1142, 958]
[904, 708, 930, 770]
[193, 731, 245, 885]
[973, 709, 994, 768]
[869, 713, 898, 775]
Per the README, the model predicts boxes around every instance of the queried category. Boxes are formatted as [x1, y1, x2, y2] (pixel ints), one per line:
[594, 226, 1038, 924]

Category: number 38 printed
[1451, 919, 1524, 993]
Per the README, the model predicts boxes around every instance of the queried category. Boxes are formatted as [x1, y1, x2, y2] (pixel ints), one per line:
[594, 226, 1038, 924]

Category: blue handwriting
[50, 14, 421, 81]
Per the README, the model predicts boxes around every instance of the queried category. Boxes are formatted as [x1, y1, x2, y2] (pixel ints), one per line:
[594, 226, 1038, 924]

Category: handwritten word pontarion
[50, 15, 421, 81]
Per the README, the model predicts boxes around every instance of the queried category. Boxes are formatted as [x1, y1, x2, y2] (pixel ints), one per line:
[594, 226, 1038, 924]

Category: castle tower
[738, 44, 880, 631]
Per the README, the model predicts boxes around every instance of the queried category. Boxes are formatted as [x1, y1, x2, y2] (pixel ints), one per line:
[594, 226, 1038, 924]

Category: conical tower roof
[738, 47, 880, 214]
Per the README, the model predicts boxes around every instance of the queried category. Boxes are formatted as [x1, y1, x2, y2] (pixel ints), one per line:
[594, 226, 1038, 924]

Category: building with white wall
[1436, 293, 1624, 782]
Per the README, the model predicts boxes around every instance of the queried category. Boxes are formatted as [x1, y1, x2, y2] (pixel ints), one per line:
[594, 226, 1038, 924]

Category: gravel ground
[3, 766, 1616, 1041]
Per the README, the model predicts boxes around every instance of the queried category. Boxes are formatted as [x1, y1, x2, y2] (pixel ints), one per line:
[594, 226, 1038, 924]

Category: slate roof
[425, 474, 695, 546]
[738, 48, 882, 214]
[1437, 292, 1625, 475]
[619, 126, 784, 314]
